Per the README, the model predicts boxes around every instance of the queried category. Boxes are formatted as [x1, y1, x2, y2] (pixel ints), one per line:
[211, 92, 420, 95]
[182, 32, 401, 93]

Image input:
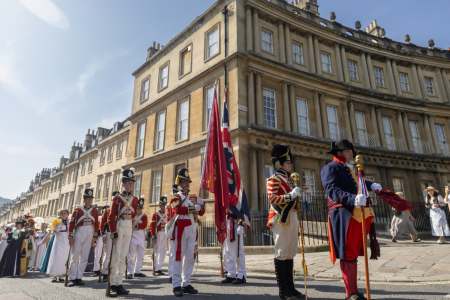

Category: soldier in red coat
[107, 169, 139, 296]
[99, 204, 111, 282]
[127, 198, 148, 279]
[167, 168, 205, 297]
[149, 196, 167, 276]
[267, 145, 304, 300]
[67, 188, 99, 287]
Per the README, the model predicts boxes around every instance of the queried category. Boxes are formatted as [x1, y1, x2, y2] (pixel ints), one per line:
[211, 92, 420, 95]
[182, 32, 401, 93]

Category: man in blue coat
[320, 140, 382, 300]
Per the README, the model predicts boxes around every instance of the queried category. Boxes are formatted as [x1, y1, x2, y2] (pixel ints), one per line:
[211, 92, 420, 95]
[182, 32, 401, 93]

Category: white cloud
[18, 0, 69, 30]
[76, 50, 130, 96]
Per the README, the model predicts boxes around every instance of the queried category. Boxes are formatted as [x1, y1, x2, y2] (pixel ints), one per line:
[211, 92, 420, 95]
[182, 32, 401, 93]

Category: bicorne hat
[175, 168, 192, 186]
[122, 168, 136, 182]
[328, 139, 356, 157]
[83, 188, 94, 198]
[271, 144, 292, 166]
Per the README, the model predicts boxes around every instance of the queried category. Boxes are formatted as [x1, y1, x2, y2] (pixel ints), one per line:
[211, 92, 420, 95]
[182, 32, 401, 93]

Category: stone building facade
[126, 0, 450, 219]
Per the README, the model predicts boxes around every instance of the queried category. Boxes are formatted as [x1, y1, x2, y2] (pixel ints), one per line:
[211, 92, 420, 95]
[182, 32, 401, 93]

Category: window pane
[435, 124, 449, 154]
[134, 175, 142, 197]
[156, 111, 165, 150]
[207, 27, 219, 58]
[296, 98, 310, 136]
[263, 88, 276, 128]
[348, 60, 359, 81]
[292, 42, 304, 65]
[178, 100, 189, 140]
[136, 122, 146, 157]
[409, 121, 422, 153]
[374, 67, 385, 87]
[326, 105, 339, 140]
[261, 29, 273, 53]
[151, 171, 162, 203]
[205, 85, 215, 129]
[159, 65, 169, 89]
[140, 78, 149, 102]
[320, 52, 332, 73]
[180, 46, 192, 75]
[399, 72, 410, 92]
[382, 117, 396, 150]
[355, 111, 368, 146]
[424, 77, 434, 96]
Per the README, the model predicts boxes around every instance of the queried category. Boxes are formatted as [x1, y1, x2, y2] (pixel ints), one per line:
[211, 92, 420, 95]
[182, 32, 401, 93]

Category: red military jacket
[166, 192, 205, 222]
[100, 208, 110, 234]
[149, 211, 166, 236]
[133, 213, 148, 231]
[108, 192, 139, 233]
[266, 168, 295, 227]
[68, 206, 100, 237]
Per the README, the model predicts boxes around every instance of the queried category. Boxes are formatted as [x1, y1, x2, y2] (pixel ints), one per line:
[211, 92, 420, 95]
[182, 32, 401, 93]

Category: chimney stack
[146, 41, 163, 62]
[292, 0, 319, 16]
[84, 129, 94, 151]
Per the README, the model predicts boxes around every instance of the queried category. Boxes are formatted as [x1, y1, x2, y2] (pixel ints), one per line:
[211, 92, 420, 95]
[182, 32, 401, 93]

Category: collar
[274, 168, 290, 177]
[121, 191, 132, 196]
[332, 155, 347, 165]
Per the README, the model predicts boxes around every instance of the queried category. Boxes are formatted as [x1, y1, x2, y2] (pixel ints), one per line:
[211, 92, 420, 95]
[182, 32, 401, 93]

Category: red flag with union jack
[200, 83, 229, 243]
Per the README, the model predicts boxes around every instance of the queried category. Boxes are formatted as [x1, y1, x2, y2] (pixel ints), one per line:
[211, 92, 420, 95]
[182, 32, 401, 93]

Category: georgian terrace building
[125, 0, 450, 219]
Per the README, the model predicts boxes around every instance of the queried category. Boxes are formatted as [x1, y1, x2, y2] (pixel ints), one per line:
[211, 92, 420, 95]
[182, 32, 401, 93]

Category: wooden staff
[355, 155, 371, 300]
[290, 172, 308, 299]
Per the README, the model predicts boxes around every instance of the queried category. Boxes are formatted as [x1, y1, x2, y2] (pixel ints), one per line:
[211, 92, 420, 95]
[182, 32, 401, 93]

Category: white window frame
[296, 98, 310, 136]
[399, 72, 411, 92]
[348, 60, 359, 81]
[151, 170, 162, 203]
[320, 52, 332, 74]
[158, 63, 169, 91]
[155, 110, 166, 151]
[140, 77, 150, 103]
[136, 121, 146, 158]
[424, 77, 435, 96]
[134, 174, 142, 197]
[382, 117, 396, 150]
[261, 29, 274, 54]
[434, 124, 449, 154]
[204, 84, 215, 130]
[263, 88, 277, 129]
[392, 178, 404, 194]
[180, 44, 192, 77]
[355, 111, 369, 146]
[206, 25, 220, 60]
[374, 66, 385, 88]
[177, 98, 190, 141]
[326, 105, 340, 140]
[292, 41, 304, 65]
[409, 121, 422, 153]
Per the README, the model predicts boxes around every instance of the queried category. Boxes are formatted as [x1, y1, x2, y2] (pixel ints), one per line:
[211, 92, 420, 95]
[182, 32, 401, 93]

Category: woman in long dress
[0, 219, 26, 277]
[425, 187, 450, 244]
[0, 227, 11, 262]
[33, 223, 50, 271]
[47, 210, 70, 282]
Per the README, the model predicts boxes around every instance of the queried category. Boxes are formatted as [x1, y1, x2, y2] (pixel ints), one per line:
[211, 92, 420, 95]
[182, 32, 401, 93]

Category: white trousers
[154, 231, 167, 271]
[93, 235, 103, 272]
[223, 220, 246, 279]
[170, 222, 196, 288]
[127, 230, 145, 275]
[69, 225, 94, 280]
[168, 234, 174, 278]
[110, 220, 132, 285]
[271, 212, 298, 260]
[101, 233, 112, 275]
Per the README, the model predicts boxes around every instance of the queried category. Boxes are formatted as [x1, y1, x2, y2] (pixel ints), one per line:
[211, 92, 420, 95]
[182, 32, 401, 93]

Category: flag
[200, 84, 229, 244]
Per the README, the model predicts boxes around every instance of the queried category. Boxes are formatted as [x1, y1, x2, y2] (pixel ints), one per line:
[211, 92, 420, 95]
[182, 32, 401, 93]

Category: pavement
[144, 238, 450, 284]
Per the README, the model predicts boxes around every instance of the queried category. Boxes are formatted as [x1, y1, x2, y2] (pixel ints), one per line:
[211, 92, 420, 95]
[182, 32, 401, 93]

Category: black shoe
[58, 277, 65, 283]
[76, 279, 85, 286]
[154, 270, 165, 276]
[232, 277, 246, 285]
[112, 285, 129, 295]
[102, 274, 109, 282]
[51, 277, 58, 283]
[173, 287, 183, 297]
[134, 273, 146, 278]
[182, 285, 198, 294]
[126, 274, 134, 279]
[67, 280, 77, 287]
[391, 238, 397, 243]
[94, 271, 101, 276]
[221, 277, 234, 284]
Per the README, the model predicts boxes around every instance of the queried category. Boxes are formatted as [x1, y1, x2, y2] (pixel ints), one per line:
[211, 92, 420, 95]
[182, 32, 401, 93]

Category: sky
[0, 0, 449, 200]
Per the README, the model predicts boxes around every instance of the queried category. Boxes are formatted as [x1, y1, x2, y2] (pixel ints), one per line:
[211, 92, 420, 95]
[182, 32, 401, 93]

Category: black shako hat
[159, 196, 167, 206]
[175, 168, 192, 186]
[122, 168, 136, 182]
[271, 144, 292, 166]
[83, 188, 94, 198]
[328, 139, 356, 157]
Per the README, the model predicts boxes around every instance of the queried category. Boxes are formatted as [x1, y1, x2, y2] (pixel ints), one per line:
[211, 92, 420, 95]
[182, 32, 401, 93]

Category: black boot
[286, 259, 305, 299]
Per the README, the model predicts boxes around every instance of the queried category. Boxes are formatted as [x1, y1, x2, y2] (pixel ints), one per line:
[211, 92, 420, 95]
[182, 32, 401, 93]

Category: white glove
[371, 183, 382, 192]
[236, 225, 244, 236]
[194, 204, 202, 212]
[289, 187, 301, 200]
[354, 194, 367, 207]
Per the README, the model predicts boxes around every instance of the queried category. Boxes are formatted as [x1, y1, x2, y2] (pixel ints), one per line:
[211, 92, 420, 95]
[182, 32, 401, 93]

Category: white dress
[47, 222, 70, 276]
[0, 234, 7, 262]
[427, 195, 450, 237]
[34, 232, 49, 270]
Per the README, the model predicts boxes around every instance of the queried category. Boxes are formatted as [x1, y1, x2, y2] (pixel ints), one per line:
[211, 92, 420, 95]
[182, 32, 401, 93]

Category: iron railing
[197, 192, 450, 247]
